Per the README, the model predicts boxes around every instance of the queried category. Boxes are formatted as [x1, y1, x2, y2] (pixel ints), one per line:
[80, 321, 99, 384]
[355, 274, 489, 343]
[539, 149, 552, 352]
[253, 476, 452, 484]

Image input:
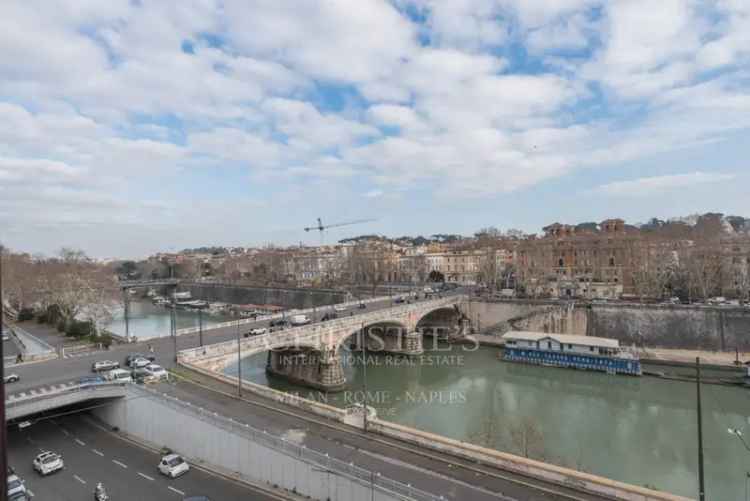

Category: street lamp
[0, 246, 8, 497]
[728, 428, 750, 452]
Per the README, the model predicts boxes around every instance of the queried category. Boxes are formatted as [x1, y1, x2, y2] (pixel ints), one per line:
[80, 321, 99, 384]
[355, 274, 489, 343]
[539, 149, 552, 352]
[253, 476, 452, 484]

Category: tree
[508, 417, 545, 459]
[477, 250, 499, 289]
[428, 270, 445, 282]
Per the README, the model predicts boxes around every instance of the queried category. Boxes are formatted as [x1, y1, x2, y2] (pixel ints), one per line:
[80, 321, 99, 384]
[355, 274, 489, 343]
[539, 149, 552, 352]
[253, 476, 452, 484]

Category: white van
[290, 314, 311, 326]
[107, 368, 133, 383]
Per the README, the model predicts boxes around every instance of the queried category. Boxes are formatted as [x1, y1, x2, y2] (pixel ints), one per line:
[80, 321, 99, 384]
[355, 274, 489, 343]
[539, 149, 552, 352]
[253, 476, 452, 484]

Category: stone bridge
[179, 295, 467, 390]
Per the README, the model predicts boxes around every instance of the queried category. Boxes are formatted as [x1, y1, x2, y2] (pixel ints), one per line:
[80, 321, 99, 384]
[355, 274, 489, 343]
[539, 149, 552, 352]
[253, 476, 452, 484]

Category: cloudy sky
[1, 0, 749, 258]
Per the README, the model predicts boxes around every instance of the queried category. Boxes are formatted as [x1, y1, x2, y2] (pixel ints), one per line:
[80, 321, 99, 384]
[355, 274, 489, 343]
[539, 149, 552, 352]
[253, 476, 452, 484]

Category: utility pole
[236, 319, 242, 397]
[361, 322, 369, 432]
[171, 300, 177, 362]
[1, 246, 8, 499]
[123, 288, 130, 341]
[198, 308, 203, 347]
[696, 357, 706, 501]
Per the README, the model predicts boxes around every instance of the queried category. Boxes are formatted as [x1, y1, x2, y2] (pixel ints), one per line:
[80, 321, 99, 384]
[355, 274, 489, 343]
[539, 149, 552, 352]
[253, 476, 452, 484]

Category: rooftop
[502, 331, 620, 349]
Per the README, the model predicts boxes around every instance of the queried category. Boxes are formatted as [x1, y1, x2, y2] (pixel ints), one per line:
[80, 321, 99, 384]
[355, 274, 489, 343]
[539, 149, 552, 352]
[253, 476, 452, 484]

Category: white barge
[502, 331, 641, 376]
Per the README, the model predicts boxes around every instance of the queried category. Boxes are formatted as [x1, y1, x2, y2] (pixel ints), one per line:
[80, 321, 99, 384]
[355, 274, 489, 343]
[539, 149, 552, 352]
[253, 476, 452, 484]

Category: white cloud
[594, 172, 736, 197]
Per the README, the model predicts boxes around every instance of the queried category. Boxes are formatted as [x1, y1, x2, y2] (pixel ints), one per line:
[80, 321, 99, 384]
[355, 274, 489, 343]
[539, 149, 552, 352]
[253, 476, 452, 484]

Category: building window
[589, 346, 594, 352]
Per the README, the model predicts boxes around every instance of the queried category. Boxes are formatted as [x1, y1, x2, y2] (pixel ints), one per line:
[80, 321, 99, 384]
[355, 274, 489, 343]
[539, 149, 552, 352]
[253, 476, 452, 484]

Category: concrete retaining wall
[367, 420, 689, 501]
[94, 386, 431, 501]
[180, 283, 349, 309]
[473, 300, 750, 351]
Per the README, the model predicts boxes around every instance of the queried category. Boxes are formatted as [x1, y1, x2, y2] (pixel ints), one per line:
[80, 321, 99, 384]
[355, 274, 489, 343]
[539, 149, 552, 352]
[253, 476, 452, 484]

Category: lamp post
[198, 308, 204, 348]
[696, 357, 706, 501]
[728, 429, 750, 501]
[236, 318, 242, 397]
[361, 322, 369, 432]
[0, 246, 8, 498]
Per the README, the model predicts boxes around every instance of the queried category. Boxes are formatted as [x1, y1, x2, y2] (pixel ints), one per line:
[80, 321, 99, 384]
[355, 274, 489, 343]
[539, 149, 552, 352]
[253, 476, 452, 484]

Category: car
[7, 474, 26, 496]
[8, 492, 30, 501]
[125, 353, 156, 367]
[106, 368, 133, 383]
[358, 302, 367, 309]
[33, 451, 64, 476]
[249, 327, 268, 336]
[333, 305, 347, 312]
[268, 319, 288, 328]
[78, 376, 105, 386]
[2, 333, 9, 341]
[321, 312, 338, 322]
[129, 357, 151, 369]
[394, 296, 405, 304]
[92, 360, 119, 372]
[4, 374, 20, 384]
[158, 454, 189, 478]
[143, 364, 168, 380]
[290, 314, 311, 326]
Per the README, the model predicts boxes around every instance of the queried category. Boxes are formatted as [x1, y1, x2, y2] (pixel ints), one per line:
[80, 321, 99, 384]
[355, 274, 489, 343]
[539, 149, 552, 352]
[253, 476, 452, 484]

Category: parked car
[7, 474, 26, 496]
[358, 302, 367, 309]
[78, 376, 105, 387]
[2, 333, 9, 341]
[333, 305, 347, 312]
[158, 454, 189, 478]
[249, 327, 268, 336]
[394, 296, 406, 304]
[8, 492, 30, 501]
[268, 319, 289, 328]
[4, 374, 20, 384]
[125, 353, 156, 367]
[33, 451, 64, 476]
[290, 314, 311, 326]
[92, 360, 119, 372]
[129, 357, 151, 369]
[143, 364, 168, 380]
[106, 368, 133, 384]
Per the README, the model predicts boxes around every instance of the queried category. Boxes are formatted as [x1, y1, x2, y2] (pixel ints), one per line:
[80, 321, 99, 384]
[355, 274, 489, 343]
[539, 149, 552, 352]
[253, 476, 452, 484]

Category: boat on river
[501, 331, 641, 376]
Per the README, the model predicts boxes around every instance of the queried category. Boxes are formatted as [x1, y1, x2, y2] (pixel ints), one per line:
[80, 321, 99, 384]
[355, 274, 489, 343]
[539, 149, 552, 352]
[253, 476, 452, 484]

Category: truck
[290, 314, 311, 326]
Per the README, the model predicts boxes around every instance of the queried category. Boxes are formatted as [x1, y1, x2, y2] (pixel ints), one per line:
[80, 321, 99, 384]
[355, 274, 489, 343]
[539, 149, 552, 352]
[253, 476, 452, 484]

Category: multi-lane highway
[7, 414, 282, 500]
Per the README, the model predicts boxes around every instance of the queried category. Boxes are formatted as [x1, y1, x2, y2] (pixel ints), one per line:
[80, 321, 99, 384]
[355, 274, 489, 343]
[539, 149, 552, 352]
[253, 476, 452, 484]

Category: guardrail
[139, 386, 444, 501]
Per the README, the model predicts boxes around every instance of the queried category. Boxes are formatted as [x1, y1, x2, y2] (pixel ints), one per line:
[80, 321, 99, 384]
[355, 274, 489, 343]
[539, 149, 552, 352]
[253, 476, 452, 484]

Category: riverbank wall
[470, 300, 750, 352]
[179, 283, 349, 309]
[178, 361, 689, 501]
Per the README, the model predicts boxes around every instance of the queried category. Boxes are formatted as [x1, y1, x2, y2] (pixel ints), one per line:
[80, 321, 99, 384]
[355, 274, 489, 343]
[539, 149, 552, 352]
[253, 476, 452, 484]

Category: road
[7, 413, 283, 500]
[154, 372, 605, 501]
[3, 290, 462, 395]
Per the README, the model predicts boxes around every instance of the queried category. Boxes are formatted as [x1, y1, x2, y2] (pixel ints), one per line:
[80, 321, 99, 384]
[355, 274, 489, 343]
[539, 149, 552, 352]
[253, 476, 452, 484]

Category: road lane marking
[137, 472, 155, 481]
[73, 474, 87, 484]
[168, 486, 185, 496]
[74, 438, 86, 446]
[61, 429, 70, 436]
[92, 449, 104, 457]
[112, 459, 128, 469]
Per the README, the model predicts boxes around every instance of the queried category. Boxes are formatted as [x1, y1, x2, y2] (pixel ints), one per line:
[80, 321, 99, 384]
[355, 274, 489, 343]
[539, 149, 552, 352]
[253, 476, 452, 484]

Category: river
[225, 341, 750, 500]
[105, 300, 233, 340]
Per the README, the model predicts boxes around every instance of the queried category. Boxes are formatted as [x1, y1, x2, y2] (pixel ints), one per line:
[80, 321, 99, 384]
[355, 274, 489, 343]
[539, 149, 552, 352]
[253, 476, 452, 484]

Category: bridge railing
[176, 293, 398, 336]
[179, 295, 466, 362]
[142, 386, 445, 501]
[119, 278, 180, 288]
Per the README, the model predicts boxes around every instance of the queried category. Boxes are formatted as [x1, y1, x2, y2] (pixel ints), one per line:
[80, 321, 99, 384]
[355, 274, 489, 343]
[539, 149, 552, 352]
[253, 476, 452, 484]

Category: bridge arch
[415, 305, 464, 339]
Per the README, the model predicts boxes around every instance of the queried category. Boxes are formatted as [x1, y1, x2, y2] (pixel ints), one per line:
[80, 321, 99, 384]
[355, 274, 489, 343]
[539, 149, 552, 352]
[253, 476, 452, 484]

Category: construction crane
[304, 217, 376, 244]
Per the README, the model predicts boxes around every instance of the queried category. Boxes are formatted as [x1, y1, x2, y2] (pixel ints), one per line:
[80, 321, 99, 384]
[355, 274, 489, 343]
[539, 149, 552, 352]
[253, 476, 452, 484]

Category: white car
[92, 360, 119, 372]
[158, 454, 189, 478]
[333, 305, 347, 312]
[107, 368, 133, 383]
[130, 357, 150, 369]
[33, 451, 64, 475]
[143, 364, 168, 380]
[7, 474, 26, 496]
[249, 327, 268, 336]
[4, 374, 20, 384]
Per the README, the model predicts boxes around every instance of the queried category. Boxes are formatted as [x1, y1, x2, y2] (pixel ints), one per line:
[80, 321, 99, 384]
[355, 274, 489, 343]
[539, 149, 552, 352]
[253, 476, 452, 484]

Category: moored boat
[501, 331, 641, 376]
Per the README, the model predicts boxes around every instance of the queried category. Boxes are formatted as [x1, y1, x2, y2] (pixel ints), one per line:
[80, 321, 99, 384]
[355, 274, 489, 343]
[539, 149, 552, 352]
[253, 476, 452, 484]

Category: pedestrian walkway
[10, 323, 56, 355]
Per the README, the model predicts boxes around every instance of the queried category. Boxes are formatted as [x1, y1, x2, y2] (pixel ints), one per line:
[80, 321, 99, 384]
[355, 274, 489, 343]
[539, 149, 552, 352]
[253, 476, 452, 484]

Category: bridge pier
[266, 348, 346, 391]
[356, 328, 424, 357]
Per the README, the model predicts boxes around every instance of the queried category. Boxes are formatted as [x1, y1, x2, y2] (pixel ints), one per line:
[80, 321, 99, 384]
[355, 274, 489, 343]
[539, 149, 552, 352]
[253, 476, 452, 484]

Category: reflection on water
[226, 343, 750, 499]
[105, 300, 232, 339]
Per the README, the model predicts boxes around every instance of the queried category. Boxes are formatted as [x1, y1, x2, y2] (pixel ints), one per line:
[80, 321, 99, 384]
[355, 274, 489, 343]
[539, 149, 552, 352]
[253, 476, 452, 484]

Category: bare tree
[508, 417, 545, 459]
